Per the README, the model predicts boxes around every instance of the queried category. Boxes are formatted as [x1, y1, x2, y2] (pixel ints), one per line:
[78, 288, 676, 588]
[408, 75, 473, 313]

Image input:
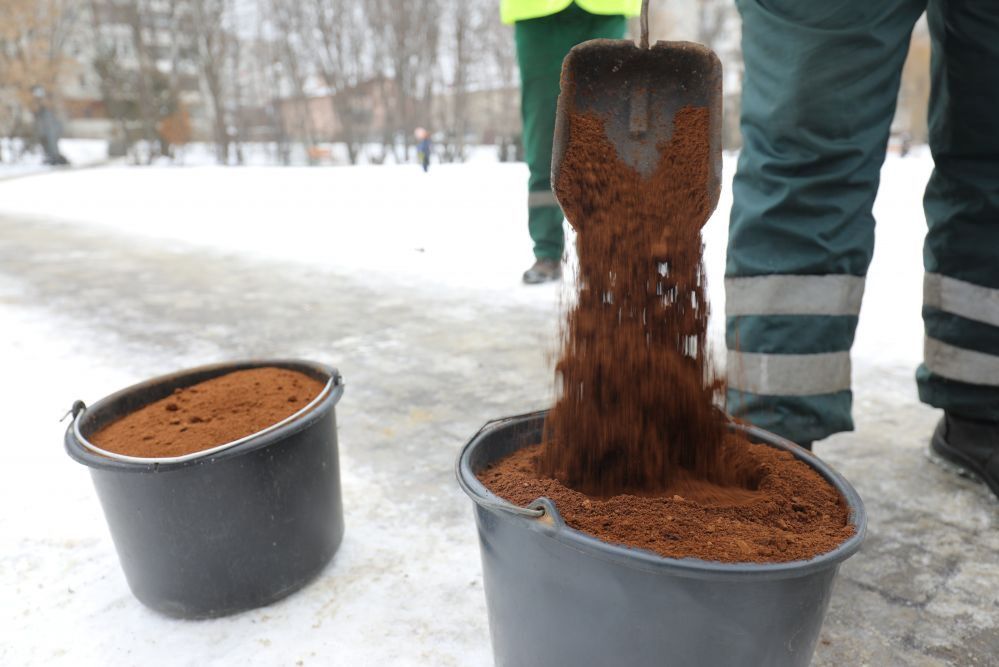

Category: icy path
[0, 153, 932, 366]
[1, 155, 996, 666]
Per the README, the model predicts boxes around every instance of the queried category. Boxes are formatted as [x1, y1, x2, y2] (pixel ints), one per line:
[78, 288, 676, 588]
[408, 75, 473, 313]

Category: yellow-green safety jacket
[501, 0, 641, 24]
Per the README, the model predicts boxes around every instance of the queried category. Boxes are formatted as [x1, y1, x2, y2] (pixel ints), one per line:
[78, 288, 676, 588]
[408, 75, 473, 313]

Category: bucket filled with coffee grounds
[456, 38, 865, 667]
[65, 359, 345, 619]
[457, 411, 866, 667]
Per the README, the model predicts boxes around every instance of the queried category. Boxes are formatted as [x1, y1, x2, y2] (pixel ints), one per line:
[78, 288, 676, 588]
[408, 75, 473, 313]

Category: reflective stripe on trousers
[923, 273, 999, 387]
[726, 272, 999, 403]
[725, 274, 863, 397]
[528, 189, 559, 208]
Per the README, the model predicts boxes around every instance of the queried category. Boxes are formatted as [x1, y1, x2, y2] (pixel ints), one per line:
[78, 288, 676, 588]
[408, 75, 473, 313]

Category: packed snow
[0, 149, 939, 666]
[0, 139, 110, 179]
[0, 149, 933, 366]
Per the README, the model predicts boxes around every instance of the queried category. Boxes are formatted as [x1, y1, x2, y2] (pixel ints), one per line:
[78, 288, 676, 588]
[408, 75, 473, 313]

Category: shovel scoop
[551, 1, 722, 232]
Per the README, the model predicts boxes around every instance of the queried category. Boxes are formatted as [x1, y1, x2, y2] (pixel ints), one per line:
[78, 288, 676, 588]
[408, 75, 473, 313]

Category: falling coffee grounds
[90, 367, 325, 458]
[544, 106, 726, 496]
[480, 107, 853, 561]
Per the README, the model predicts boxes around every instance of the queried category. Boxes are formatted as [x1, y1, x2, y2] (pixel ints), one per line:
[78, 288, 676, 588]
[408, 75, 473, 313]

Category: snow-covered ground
[0, 149, 933, 366]
[5, 148, 987, 667]
[0, 138, 503, 174]
[0, 139, 110, 179]
[0, 159, 569, 309]
[161, 141, 503, 167]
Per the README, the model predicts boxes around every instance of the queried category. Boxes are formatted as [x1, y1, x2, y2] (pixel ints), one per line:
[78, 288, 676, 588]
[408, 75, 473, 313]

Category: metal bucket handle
[456, 411, 547, 519]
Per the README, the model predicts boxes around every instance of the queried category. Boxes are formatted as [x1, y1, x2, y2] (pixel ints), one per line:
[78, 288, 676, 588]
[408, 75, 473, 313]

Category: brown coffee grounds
[479, 434, 854, 563]
[501, 99, 857, 562]
[90, 367, 325, 458]
[543, 106, 727, 496]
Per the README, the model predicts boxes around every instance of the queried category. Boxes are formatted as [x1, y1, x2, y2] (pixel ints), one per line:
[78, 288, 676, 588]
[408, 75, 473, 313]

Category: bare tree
[0, 0, 79, 159]
[307, 0, 374, 164]
[122, 0, 162, 160]
[368, 0, 442, 162]
[477, 3, 518, 160]
[86, 0, 134, 155]
[696, 0, 728, 49]
[435, 0, 513, 162]
[191, 0, 233, 163]
[265, 0, 318, 159]
[252, 11, 293, 165]
[2, 0, 529, 165]
[437, 0, 472, 162]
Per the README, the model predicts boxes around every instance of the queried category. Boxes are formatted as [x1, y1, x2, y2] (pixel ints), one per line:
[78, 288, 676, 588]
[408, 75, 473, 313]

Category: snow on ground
[0, 150, 942, 666]
[0, 150, 934, 369]
[0, 302, 494, 667]
[163, 142, 504, 167]
[0, 139, 111, 179]
[0, 160, 569, 310]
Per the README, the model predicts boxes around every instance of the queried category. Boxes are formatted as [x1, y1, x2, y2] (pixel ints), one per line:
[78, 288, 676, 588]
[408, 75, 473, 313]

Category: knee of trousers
[734, 1, 915, 255]
[736, 0, 917, 142]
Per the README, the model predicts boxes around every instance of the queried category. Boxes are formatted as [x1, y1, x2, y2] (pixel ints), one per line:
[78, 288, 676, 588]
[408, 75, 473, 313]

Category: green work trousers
[727, 0, 999, 444]
[515, 3, 627, 260]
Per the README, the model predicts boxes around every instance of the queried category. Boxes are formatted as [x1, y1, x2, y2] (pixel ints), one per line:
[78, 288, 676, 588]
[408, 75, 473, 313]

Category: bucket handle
[61, 399, 87, 422]
[457, 412, 547, 519]
[473, 496, 546, 519]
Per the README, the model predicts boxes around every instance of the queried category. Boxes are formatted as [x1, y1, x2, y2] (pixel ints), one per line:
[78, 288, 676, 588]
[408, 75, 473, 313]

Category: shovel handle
[640, 0, 650, 49]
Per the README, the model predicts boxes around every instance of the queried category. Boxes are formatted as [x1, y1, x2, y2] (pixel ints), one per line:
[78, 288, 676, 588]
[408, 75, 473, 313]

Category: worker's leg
[917, 1, 999, 419]
[726, 0, 925, 444]
[515, 5, 627, 261]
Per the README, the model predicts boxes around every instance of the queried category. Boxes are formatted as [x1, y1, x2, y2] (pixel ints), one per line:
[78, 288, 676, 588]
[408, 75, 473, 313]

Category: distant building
[57, 0, 208, 141]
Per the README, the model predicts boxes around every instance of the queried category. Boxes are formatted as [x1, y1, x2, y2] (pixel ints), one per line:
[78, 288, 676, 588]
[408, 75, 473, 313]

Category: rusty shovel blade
[551, 39, 723, 228]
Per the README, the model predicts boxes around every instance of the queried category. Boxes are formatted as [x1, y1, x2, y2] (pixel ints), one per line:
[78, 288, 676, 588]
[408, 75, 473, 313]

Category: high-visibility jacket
[501, 0, 641, 25]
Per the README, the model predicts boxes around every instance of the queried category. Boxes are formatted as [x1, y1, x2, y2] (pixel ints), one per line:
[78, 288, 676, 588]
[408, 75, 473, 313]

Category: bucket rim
[456, 410, 867, 581]
[65, 358, 343, 471]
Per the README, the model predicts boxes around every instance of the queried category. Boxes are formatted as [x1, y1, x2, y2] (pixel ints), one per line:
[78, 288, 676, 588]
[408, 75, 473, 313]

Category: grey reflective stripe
[924, 337, 999, 387]
[923, 273, 999, 328]
[727, 350, 852, 396]
[725, 275, 865, 316]
[528, 190, 559, 208]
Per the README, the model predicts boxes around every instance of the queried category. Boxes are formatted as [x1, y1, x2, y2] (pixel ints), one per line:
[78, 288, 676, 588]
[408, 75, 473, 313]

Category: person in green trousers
[726, 1, 999, 498]
[502, 0, 640, 283]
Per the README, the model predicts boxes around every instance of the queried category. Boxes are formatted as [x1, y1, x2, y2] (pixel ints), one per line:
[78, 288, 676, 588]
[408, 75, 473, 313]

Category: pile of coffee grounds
[90, 367, 325, 458]
[482, 103, 855, 562]
[478, 436, 854, 563]
[543, 106, 728, 496]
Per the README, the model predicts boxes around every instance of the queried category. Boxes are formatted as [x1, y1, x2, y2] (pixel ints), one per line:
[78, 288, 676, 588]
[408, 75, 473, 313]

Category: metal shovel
[551, 0, 722, 228]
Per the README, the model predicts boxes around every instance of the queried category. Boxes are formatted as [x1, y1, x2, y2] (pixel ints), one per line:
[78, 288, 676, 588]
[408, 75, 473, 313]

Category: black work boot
[930, 412, 999, 499]
[522, 258, 561, 284]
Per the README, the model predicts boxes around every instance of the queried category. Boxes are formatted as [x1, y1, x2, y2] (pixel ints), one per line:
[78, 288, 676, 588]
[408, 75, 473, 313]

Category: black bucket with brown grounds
[65, 359, 345, 619]
[456, 410, 866, 667]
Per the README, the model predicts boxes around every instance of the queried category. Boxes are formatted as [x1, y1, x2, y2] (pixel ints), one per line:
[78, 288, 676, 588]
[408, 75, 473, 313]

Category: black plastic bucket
[456, 410, 866, 667]
[65, 359, 345, 619]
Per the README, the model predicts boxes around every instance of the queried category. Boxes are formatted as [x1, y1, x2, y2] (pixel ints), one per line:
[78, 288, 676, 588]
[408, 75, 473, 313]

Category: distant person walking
[415, 127, 431, 172]
[502, 0, 641, 284]
[33, 86, 68, 166]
